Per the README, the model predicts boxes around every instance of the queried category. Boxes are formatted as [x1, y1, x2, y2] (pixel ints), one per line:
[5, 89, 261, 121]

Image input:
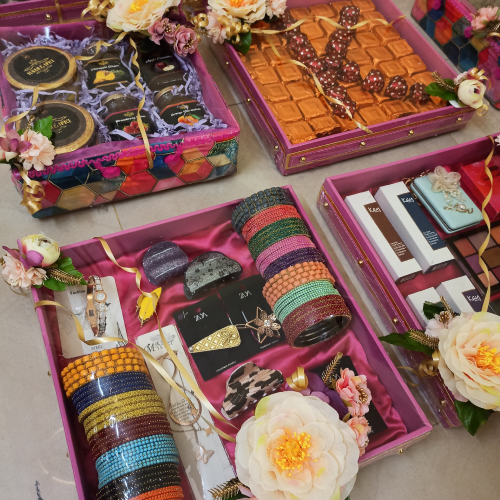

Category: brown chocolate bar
[265, 83, 291, 103]
[286, 121, 317, 144]
[256, 34, 282, 50]
[287, 81, 317, 100]
[255, 67, 279, 85]
[309, 4, 335, 18]
[379, 60, 407, 79]
[310, 115, 341, 136]
[320, 19, 336, 37]
[356, 13, 369, 33]
[373, 25, 401, 45]
[347, 86, 374, 108]
[297, 97, 329, 119]
[346, 48, 373, 66]
[380, 100, 413, 119]
[264, 46, 290, 66]
[372, 91, 391, 104]
[363, 11, 386, 31]
[311, 38, 328, 57]
[334, 115, 358, 131]
[290, 7, 313, 22]
[301, 23, 326, 40]
[412, 72, 443, 106]
[367, 46, 393, 66]
[277, 63, 304, 83]
[331, 1, 354, 16]
[247, 50, 267, 68]
[359, 105, 387, 124]
[359, 64, 374, 80]
[399, 54, 427, 76]
[273, 101, 303, 122]
[356, 32, 380, 49]
[352, 0, 376, 12]
[387, 39, 414, 59]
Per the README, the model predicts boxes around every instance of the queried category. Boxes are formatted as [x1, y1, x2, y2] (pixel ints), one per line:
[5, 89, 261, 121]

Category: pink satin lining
[43, 220, 407, 493]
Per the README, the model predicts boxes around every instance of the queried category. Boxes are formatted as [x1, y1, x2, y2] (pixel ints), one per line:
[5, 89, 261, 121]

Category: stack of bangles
[61, 347, 184, 500]
[232, 188, 351, 348]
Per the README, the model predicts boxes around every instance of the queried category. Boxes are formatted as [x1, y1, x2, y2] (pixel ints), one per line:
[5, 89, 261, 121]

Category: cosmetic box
[31, 186, 431, 499]
[210, 0, 475, 175]
[412, 0, 500, 109]
[0, 14, 240, 218]
[318, 133, 500, 428]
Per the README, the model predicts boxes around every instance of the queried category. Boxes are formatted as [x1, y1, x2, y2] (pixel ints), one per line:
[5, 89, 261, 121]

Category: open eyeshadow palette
[319, 133, 500, 428]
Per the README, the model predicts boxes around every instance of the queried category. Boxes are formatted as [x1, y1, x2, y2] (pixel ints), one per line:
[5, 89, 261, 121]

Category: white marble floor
[0, 1, 499, 499]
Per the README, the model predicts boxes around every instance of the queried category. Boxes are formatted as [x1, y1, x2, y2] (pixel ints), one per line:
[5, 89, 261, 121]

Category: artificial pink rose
[0, 128, 31, 162]
[148, 17, 177, 44]
[2, 254, 46, 289]
[336, 368, 372, 417]
[19, 130, 55, 171]
[174, 25, 198, 56]
[206, 10, 227, 44]
[471, 7, 499, 31]
[347, 416, 371, 456]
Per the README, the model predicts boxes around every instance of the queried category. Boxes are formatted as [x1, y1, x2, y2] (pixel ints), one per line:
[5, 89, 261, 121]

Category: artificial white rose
[457, 79, 486, 109]
[208, 0, 267, 25]
[438, 312, 500, 411]
[235, 392, 360, 500]
[21, 234, 60, 267]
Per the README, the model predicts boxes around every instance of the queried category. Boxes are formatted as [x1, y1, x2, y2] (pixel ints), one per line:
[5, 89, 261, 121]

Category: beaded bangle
[255, 235, 316, 274]
[86, 405, 168, 441]
[241, 205, 300, 242]
[78, 389, 158, 423]
[263, 262, 336, 308]
[62, 347, 140, 376]
[96, 463, 181, 500]
[232, 188, 294, 234]
[73, 372, 154, 414]
[128, 485, 184, 500]
[248, 219, 310, 260]
[273, 280, 340, 324]
[282, 294, 352, 347]
[262, 247, 325, 281]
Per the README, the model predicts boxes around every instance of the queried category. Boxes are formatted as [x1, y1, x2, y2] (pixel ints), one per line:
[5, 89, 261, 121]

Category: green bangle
[274, 280, 340, 323]
[248, 218, 310, 260]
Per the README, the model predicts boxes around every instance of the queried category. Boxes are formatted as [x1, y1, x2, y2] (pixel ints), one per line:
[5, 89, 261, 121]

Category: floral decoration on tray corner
[464, 6, 500, 41]
[1, 234, 85, 292]
[380, 298, 499, 436]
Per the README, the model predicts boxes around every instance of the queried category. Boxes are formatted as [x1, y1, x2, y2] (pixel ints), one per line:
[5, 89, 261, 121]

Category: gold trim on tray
[0, 1, 90, 21]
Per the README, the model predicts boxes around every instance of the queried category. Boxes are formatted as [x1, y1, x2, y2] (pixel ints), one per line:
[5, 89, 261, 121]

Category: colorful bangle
[282, 294, 352, 347]
[128, 485, 185, 500]
[262, 247, 326, 281]
[241, 205, 301, 241]
[273, 280, 340, 324]
[263, 262, 336, 308]
[248, 219, 311, 260]
[255, 235, 316, 274]
[96, 463, 181, 500]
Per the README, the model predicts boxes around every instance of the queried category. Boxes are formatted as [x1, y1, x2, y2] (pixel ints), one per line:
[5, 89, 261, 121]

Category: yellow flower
[208, 0, 267, 25]
[21, 234, 60, 267]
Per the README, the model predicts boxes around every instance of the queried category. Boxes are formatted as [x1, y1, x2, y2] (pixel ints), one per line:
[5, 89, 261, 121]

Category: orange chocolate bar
[257, 34, 282, 50]
[298, 97, 329, 120]
[366, 46, 393, 66]
[373, 25, 401, 45]
[334, 115, 358, 131]
[300, 23, 326, 40]
[356, 32, 380, 49]
[356, 13, 369, 33]
[309, 4, 335, 18]
[273, 101, 303, 123]
[359, 106, 387, 125]
[264, 46, 290, 66]
[372, 91, 391, 104]
[311, 38, 329, 57]
[247, 50, 267, 68]
[286, 121, 316, 144]
[277, 64, 304, 83]
[347, 86, 374, 108]
[363, 11, 386, 30]
[399, 54, 427, 75]
[351, 0, 376, 12]
[359, 65, 374, 80]
[387, 39, 414, 59]
[379, 60, 407, 79]
[244, 62, 256, 80]
[255, 67, 279, 85]
[287, 81, 317, 101]
[290, 7, 313, 23]
[330, 1, 353, 17]
[346, 48, 372, 66]
[265, 83, 291, 103]
[310, 115, 341, 136]
[320, 19, 336, 37]
[380, 100, 413, 119]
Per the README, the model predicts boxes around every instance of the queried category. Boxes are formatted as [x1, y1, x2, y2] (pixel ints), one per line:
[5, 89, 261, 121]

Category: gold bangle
[78, 390, 158, 423]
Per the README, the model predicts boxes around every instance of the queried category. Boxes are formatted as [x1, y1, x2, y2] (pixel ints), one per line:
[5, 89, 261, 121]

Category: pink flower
[239, 485, 258, 499]
[206, 10, 227, 44]
[2, 254, 46, 289]
[336, 368, 372, 417]
[148, 17, 177, 45]
[174, 25, 198, 56]
[0, 129, 31, 162]
[19, 130, 55, 171]
[347, 416, 371, 456]
[471, 7, 499, 31]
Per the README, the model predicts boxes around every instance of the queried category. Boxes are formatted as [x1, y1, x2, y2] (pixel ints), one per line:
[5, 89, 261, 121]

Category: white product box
[436, 276, 483, 313]
[406, 287, 441, 327]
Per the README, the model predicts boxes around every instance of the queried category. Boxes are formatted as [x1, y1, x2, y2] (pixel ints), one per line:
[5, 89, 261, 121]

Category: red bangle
[263, 262, 335, 308]
[282, 294, 351, 347]
[242, 205, 300, 242]
[128, 485, 184, 500]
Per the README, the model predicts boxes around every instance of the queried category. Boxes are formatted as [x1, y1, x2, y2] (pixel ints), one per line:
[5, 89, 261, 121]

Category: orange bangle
[263, 262, 335, 308]
[128, 485, 184, 500]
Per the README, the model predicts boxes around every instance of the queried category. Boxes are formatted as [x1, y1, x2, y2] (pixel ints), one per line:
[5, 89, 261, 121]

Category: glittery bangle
[282, 294, 352, 347]
[255, 235, 316, 274]
[248, 219, 311, 260]
[128, 485, 184, 500]
[273, 280, 340, 324]
[262, 247, 326, 281]
[263, 262, 336, 308]
[241, 205, 301, 241]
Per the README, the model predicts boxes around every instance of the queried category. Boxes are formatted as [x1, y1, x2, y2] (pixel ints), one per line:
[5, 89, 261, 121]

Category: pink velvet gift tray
[318, 133, 500, 429]
[210, 0, 475, 175]
[31, 186, 431, 500]
[0, 21, 240, 218]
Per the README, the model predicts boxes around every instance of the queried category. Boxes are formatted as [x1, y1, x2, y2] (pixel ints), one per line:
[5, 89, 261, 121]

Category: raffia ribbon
[81, 0, 112, 22]
[286, 367, 308, 391]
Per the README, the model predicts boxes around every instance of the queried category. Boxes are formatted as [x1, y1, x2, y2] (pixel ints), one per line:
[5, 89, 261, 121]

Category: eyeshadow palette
[445, 223, 500, 295]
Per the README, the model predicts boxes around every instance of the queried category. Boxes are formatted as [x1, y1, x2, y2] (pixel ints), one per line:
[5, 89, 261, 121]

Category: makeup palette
[446, 222, 500, 294]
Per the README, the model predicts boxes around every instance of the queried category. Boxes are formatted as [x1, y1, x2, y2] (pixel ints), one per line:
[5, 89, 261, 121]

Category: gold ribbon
[81, 0, 112, 22]
[417, 350, 440, 378]
[192, 13, 208, 30]
[286, 367, 308, 391]
[479, 136, 496, 312]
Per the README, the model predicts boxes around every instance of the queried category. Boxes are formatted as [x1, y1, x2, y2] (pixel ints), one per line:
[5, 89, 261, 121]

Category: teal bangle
[248, 218, 310, 260]
[273, 280, 340, 323]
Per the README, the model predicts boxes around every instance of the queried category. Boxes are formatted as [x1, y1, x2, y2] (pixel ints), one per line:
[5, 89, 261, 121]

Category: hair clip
[428, 166, 473, 214]
[188, 325, 241, 353]
[236, 307, 281, 344]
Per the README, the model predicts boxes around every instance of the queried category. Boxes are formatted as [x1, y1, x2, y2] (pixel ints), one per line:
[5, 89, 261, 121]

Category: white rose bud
[21, 234, 60, 267]
[457, 79, 486, 109]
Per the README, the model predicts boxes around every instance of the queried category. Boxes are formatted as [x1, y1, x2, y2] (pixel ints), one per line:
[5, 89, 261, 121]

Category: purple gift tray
[318, 133, 500, 428]
[31, 186, 431, 499]
[210, 0, 476, 175]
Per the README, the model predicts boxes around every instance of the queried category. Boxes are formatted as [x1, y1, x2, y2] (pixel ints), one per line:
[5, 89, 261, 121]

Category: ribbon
[479, 136, 496, 312]
[417, 350, 440, 378]
[81, 0, 112, 22]
[286, 367, 308, 391]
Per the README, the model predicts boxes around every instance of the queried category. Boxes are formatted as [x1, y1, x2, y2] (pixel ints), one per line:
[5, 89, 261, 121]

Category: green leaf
[443, 78, 456, 87]
[455, 400, 493, 436]
[231, 31, 252, 55]
[425, 82, 457, 101]
[33, 116, 53, 139]
[422, 300, 446, 320]
[17, 129, 25, 135]
[225, 494, 245, 500]
[42, 277, 67, 291]
[379, 332, 434, 357]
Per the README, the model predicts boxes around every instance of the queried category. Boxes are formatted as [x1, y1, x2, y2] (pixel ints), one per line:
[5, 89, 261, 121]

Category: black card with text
[311, 355, 388, 436]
